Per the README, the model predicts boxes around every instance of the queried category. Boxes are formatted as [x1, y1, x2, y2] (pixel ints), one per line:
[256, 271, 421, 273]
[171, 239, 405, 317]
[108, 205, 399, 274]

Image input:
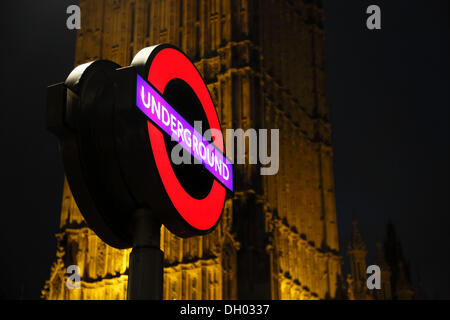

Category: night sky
[324, 0, 449, 299]
[0, 0, 448, 299]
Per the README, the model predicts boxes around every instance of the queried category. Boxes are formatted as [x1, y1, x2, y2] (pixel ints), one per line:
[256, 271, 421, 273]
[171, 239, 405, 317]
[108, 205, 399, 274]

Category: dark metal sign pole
[127, 208, 163, 300]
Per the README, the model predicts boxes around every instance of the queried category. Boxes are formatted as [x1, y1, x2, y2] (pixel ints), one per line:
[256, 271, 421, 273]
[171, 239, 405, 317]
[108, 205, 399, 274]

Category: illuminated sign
[136, 74, 233, 192]
[47, 44, 232, 248]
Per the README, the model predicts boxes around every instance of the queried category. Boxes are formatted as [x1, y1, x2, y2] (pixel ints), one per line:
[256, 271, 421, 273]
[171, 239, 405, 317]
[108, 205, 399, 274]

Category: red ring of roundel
[146, 47, 226, 231]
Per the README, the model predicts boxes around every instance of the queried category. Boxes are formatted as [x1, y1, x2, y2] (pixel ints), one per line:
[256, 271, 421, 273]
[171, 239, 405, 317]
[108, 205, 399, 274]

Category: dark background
[324, 0, 449, 299]
[0, 0, 448, 299]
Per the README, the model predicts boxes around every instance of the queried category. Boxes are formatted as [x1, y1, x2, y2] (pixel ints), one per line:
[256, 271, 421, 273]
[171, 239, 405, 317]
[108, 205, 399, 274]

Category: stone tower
[347, 220, 371, 300]
[42, 0, 340, 300]
[384, 222, 414, 300]
[374, 242, 392, 300]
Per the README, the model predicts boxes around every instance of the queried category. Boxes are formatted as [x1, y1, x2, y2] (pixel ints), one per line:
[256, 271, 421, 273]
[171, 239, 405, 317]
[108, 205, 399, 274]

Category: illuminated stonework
[42, 0, 341, 300]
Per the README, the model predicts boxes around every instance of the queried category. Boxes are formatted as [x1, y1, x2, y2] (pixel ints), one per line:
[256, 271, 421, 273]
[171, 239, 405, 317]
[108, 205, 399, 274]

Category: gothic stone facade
[42, 0, 341, 300]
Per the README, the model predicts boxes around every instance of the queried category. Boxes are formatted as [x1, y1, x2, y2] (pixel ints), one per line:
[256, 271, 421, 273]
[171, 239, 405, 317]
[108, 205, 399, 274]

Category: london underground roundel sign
[46, 44, 233, 249]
